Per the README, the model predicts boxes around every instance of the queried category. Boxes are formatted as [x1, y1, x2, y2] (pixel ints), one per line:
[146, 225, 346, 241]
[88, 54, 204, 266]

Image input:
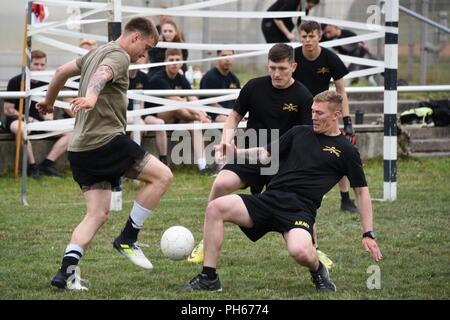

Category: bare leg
[71, 188, 111, 250]
[284, 228, 319, 271]
[203, 195, 253, 268]
[46, 134, 69, 161]
[208, 170, 246, 202]
[10, 120, 35, 164]
[134, 155, 173, 209]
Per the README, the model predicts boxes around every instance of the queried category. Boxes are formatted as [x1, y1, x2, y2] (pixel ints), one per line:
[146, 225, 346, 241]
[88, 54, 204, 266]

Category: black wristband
[343, 116, 352, 126]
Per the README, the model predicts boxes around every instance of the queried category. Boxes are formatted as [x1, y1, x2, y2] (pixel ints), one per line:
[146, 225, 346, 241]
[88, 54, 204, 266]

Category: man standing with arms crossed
[38, 17, 173, 291]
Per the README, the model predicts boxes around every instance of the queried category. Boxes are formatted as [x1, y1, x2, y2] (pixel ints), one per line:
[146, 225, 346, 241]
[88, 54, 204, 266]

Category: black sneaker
[200, 165, 217, 177]
[27, 165, 41, 180]
[39, 164, 64, 178]
[310, 263, 337, 292]
[340, 198, 358, 213]
[51, 269, 89, 291]
[180, 273, 222, 292]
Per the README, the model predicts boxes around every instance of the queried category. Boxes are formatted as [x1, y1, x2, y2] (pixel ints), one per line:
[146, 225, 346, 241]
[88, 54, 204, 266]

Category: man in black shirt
[200, 50, 240, 122]
[148, 48, 211, 173]
[261, 0, 320, 43]
[322, 24, 377, 85]
[294, 21, 358, 213]
[4, 50, 68, 179]
[181, 90, 382, 293]
[127, 54, 168, 165]
[187, 43, 313, 264]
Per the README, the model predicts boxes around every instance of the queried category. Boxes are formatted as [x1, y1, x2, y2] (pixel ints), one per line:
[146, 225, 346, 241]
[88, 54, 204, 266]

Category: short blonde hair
[79, 39, 97, 47]
[313, 90, 343, 112]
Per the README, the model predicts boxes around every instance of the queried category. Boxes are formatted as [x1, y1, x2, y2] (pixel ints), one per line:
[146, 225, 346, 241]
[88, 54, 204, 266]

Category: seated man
[200, 50, 240, 122]
[181, 90, 382, 293]
[128, 54, 168, 165]
[148, 48, 211, 174]
[321, 24, 377, 85]
[4, 50, 68, 179]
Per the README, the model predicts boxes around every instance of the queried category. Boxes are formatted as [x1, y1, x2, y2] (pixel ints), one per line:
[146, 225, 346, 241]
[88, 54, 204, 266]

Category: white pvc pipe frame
[5, 0, 445, 202]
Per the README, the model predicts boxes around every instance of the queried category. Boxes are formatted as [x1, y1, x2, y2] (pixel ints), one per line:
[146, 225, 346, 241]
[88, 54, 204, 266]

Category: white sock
[64, 243, 84, 259]
[197, 158, 206, 170]
[130, 201, 151, 229]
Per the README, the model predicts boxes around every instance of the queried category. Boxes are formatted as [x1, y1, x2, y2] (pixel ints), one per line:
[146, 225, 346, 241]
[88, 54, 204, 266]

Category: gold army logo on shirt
[282, 103, 299, 112]
[294, 220, 310, 228]
[323, 146, 342, 158]
[135, 83, 144, 89]
[229, 83, 238, 89]
[316, 67, 330, 75]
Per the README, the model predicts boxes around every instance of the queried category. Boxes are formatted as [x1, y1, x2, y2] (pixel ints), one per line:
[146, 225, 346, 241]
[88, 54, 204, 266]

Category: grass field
[0, 157, 449, 300]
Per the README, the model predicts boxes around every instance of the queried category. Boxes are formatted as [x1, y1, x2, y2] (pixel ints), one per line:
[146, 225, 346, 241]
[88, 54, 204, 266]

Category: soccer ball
[160, 226, 195, 261]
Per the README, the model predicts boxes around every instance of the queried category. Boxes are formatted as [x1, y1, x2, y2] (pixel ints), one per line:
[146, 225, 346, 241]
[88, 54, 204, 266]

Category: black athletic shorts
[222, 163, 273, 194]
[239, 189, 316, 242]
[69, 134, 151, 190]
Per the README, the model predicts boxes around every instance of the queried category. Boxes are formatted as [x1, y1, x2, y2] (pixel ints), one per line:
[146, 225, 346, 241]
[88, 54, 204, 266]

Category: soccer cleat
[51, 269, 89, 291]
[310, 263, 336, 292]
[180, 273, 222, 292]
[187, 239, 204, 264]
[38, 164, 64, 178]
[317, 250, 335, 271]
[340, 198, 358, 213]
[113, 236, 153, 269]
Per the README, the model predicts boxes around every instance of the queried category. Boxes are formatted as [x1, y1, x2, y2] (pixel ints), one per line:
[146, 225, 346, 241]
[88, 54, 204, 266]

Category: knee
[206, 200, 225, 222]
[211, 178, 234, 197]
[288, 245, 314, 264]
[157, 166, 173, 189]
[88, 209, 110, 225]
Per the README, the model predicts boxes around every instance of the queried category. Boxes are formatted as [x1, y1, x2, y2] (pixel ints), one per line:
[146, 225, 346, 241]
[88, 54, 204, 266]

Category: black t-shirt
[324, 29, 367, 57]
[128, 70, 150, 111]
[233, 76, 313, 146]
[200, 67, 240, 109]
[293, 47, 349, 96]
[146, 69, 191, 109]
[5, 74, 47, 121]
[148, 47, 189, 76]
[267, 125, 367, 212]
[262, 0, 300, 33]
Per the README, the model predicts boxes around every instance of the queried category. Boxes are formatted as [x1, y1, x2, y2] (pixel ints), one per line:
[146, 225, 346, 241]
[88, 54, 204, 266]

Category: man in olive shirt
[38, 17, 173, 291]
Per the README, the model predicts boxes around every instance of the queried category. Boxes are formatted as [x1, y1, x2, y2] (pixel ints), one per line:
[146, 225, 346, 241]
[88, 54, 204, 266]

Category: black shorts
[69, 134, 151, 190]
[222, 163, 273, 194]
[239, 190, 316, 242]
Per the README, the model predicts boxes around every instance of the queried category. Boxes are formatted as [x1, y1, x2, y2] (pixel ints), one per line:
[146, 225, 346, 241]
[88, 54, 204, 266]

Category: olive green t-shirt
[69, 41, 130, 152]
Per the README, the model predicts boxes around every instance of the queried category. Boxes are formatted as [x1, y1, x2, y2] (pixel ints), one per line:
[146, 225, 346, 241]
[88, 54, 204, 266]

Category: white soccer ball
[160, 226, 195, 261]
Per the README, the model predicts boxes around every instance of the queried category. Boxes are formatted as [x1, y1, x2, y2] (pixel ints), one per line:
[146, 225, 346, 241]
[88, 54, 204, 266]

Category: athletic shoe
[39, 164, 64, 178]
[51, 269, 89, 291]
[180, 273, 222, 292]
[187, 239, 204, 264]
[317, 250, 335, 271]
[27, 165, 41, 181]
[340, 198, 358, 213]
[310, 263, 336, 292]
[199, 165, 216, 176]
[113, 236, 153, 269]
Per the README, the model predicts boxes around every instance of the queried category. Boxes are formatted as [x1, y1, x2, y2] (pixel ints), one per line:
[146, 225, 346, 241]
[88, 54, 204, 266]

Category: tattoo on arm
[87, 65, 113, 97]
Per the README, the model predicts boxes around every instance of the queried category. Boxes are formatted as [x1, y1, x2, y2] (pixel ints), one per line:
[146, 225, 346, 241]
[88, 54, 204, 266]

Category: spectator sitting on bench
[4, 50, 68, 179]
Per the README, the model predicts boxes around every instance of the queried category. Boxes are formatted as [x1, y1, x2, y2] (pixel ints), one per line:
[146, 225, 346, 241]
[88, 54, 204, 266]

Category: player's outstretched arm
[37, 60, 81, 114]
[354, 186, 383, 262]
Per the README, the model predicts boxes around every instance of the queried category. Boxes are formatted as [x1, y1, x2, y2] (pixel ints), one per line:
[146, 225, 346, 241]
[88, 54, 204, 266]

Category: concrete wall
[0, 125, 384, 176]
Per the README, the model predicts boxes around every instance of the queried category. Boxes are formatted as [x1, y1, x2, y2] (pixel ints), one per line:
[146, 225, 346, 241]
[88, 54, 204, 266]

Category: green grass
[0, 158, 449, 300]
